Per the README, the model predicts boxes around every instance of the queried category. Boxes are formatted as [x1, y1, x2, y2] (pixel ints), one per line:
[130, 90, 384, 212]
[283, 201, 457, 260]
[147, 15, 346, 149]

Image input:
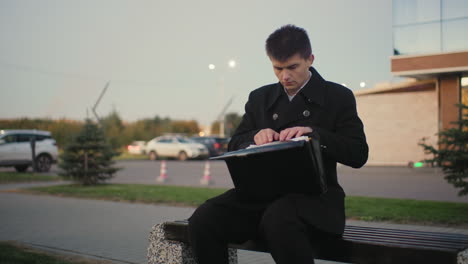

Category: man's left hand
[279, 126, 313, 141]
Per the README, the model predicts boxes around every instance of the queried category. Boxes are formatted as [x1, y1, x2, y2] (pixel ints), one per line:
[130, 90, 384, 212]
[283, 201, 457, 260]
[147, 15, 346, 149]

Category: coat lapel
[300, 67, 326, 107]
[268, 67, 326, 130]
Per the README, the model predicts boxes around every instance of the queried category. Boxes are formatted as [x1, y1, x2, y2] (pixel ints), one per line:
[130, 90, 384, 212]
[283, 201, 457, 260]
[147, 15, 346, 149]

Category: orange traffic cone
[157, 160, 168, 183]
[200, 161, 213, 185]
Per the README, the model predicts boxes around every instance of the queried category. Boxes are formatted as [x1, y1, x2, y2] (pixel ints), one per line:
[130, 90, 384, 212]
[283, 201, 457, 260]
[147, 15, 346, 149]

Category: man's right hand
[254, 128, 280, 145]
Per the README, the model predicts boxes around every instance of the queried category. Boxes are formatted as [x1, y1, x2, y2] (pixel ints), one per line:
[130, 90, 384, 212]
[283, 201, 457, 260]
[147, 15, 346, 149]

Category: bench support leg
[148, 223, 238, 264]
[459, 249, 468, 264]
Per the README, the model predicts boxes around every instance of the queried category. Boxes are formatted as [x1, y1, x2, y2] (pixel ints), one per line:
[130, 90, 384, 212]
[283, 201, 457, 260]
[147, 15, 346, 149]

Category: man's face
[270, 53, 314, 95]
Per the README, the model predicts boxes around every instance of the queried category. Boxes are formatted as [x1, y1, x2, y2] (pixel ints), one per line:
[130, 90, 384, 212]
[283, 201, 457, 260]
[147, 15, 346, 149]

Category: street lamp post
[208, 60, 236, 137]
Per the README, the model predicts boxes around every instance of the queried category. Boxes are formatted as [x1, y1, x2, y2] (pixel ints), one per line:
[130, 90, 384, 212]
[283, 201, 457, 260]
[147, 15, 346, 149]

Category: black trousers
[188, 194, 332, 264]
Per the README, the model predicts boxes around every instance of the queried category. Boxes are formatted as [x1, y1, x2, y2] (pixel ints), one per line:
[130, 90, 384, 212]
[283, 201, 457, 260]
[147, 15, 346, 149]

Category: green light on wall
[414, 162, 424, 168]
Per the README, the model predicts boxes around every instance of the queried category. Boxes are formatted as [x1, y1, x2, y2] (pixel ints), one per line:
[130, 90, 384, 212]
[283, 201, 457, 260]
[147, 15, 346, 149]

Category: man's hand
[279, 126, 313, 141]
[254, 128, 280, 145]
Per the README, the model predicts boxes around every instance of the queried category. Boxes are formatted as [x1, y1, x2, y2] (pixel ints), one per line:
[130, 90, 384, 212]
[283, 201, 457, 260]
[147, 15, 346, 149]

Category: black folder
[210, 137, 327, 202]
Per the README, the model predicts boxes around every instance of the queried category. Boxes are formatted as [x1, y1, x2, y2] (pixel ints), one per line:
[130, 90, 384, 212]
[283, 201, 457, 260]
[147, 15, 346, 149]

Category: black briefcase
[210, 137, 327, 202]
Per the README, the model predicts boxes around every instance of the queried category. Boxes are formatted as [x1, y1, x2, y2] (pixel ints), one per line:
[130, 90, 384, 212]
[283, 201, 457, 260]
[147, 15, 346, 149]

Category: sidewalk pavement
[1, 183, 467, 264]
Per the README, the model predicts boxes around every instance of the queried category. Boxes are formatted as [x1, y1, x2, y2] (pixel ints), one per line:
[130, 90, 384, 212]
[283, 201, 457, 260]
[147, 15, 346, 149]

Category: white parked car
[0, 129, 59, 172]
[145, 136, 209, 161]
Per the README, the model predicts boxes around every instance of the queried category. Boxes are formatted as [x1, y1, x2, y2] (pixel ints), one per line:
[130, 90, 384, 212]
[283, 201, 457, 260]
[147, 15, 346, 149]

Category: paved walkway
[1, 182, 467, 264]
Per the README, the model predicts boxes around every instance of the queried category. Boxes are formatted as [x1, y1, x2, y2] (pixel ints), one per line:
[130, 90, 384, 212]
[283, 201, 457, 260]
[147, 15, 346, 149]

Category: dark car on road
[190, 136, 229, 157]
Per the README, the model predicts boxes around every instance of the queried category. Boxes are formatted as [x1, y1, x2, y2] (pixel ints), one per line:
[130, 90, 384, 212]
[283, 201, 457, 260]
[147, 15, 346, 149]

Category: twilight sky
[0, 0, 395, 126]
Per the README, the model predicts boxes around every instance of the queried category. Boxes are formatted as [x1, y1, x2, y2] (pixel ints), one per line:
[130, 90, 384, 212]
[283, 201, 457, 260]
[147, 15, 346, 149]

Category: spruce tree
[59, 119, 120, 185]
[420, 104, 468, 196]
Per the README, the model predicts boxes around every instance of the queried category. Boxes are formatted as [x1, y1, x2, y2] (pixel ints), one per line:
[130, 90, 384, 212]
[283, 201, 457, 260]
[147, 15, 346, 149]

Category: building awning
[391, 50, 468, 79]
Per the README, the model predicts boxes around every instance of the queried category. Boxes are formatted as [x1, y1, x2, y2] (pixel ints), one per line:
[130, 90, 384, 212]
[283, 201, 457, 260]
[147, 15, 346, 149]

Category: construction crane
[216, 96, 234, 137]
[92, 81, 110, 125]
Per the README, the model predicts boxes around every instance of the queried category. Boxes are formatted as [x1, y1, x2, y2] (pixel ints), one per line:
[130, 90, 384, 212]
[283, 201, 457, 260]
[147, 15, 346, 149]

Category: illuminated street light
[208, 60, 237, 137]
[360, 81, 366, 88]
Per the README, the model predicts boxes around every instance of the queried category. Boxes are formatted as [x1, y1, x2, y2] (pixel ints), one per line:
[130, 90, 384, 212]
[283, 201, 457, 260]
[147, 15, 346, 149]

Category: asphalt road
[110, 160, 468, 203]
[2, 159, 467, 203]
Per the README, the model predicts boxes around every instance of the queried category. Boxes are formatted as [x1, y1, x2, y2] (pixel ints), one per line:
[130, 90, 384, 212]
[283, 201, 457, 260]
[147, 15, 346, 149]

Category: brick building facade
[356, 1, 468, 166]
[355, 80, 438, 166]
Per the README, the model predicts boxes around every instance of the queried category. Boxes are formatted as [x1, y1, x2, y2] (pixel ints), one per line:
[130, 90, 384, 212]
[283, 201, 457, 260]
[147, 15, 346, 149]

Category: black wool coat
[210, 67, 368, 235]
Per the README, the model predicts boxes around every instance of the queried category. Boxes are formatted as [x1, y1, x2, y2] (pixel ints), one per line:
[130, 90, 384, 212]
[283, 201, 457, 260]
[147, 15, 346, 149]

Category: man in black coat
[188, 24, 368, 264]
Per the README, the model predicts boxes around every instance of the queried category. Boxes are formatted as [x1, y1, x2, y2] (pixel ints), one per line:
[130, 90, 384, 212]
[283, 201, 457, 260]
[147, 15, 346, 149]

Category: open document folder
[210, 136, 327, 202]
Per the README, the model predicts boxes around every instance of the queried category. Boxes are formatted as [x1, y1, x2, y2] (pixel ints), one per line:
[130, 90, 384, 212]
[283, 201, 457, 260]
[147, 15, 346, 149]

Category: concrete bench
[148, 220, 468, 264]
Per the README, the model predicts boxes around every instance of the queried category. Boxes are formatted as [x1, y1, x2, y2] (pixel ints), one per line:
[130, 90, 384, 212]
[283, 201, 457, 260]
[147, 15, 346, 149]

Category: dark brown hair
[265, 24, 312, 62]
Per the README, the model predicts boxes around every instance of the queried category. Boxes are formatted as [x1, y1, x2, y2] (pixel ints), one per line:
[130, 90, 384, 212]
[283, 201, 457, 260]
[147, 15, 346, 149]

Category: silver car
[145, 136, 209, 161]
[0, 129, 58, 172]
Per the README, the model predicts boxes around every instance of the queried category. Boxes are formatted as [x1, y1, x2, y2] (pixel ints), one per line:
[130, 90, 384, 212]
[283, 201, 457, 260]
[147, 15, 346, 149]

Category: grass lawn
[0, 171, 61, 183]
[0, 241, 114, 264]
[27, 184, 226, 207]
[24, 184, 468, 227]
[113, 151, 148, 161]
[346, 196, 468, 226]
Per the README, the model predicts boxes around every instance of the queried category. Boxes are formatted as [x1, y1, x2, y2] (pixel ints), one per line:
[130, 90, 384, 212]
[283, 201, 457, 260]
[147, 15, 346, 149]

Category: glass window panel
[17, 134, 32, 143]
[394, 23, 441, 54]
[442, 18, 468, 51]
[4, 135, 16, 144]
[442, 0, 468, 20]
[462, 76, 468, 87]
[178, 138, 189, 143]
[393, 0, 441, 26]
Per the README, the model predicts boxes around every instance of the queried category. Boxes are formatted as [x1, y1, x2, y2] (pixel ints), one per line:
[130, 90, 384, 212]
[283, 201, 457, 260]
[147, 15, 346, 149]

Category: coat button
[303, 110, 310, 117]
[272, 113, 278, 120]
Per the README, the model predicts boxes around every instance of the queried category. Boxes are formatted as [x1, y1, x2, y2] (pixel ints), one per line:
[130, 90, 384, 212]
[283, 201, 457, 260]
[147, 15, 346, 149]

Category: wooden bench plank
[346, 225, 468, 241]
[344, 226, 468, 250]
[346, 226, 468, 243]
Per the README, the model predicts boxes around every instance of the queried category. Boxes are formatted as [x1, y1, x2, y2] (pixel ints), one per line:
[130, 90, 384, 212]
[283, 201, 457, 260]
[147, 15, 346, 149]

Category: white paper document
[246, 136, 309, 149]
